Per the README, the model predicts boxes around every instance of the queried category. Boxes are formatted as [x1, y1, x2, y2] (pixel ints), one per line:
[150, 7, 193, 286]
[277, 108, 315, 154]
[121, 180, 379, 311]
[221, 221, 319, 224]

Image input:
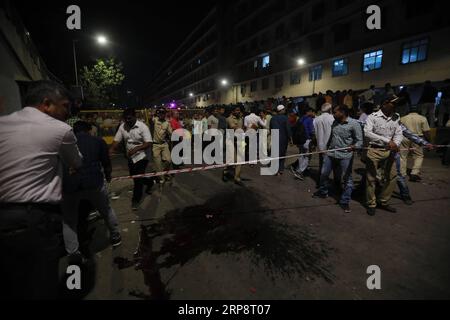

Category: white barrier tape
[110, 144, 449, 182]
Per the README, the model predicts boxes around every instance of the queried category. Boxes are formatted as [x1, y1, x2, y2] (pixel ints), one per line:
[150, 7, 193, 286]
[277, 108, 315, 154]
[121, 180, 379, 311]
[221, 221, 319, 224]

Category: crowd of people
[90, 81, 446, 216]
[0, 79, 449, 299]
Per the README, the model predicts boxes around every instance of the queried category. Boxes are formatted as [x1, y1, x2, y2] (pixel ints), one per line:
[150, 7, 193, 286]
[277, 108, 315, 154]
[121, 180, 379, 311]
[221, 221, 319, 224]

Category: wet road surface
[72, 147, 450, 300]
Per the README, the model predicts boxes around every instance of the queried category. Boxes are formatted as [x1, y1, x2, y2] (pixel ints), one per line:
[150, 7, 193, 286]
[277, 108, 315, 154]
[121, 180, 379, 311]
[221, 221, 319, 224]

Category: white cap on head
[321, 103, 332, 112]
[277, 105, 285, 112]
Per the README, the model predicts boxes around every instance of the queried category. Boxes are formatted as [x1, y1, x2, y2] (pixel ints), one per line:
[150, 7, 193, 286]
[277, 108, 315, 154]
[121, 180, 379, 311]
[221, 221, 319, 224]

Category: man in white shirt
[313, 103, 335, 172]
[244, 108, 266, 130]
[207, 108, 219, 130]
[400, 106, 431, 182]
[110, 108, 153, 210]
[0, 80, 83, 299]
[244, 107, 266, 168]
[359, 85, 376, 104]
[192, 113, 204, 136]
[364, 98, 403, 216]
[205, 108, 221, 155]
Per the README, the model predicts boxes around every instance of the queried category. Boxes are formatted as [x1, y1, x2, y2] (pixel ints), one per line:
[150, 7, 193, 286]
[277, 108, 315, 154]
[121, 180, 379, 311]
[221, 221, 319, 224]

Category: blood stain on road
[127, 189, 336, 299]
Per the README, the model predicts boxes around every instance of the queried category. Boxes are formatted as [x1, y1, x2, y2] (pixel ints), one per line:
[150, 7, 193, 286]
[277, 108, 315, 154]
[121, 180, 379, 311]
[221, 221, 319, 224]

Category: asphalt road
[71, 147, 450, 300]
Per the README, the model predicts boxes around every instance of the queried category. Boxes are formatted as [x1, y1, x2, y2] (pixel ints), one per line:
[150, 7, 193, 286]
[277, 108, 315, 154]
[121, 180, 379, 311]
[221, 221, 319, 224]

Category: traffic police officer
[153, 108, 173, 183]
[223, 106, 245, 186]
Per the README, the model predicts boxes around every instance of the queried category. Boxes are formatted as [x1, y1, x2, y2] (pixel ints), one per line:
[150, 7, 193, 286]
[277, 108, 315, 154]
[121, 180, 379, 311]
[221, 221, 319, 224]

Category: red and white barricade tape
[110, 145, 449, 182]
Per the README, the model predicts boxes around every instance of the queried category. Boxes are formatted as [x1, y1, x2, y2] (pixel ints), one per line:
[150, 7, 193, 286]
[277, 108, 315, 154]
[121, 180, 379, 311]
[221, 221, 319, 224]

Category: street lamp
[189, 92, 194, 97]
[97, 35, 108, 45]
[72, 35, 109, 100]
[297, 58, 305, 66]
[221, 79, 228, 86]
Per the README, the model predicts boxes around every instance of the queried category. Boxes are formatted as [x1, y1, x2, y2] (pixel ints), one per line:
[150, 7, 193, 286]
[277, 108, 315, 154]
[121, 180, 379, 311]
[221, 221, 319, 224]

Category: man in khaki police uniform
[223, 106, 245, 186]
[400, 105, 431, 182]
[364, 98, 403, 216]
[153, 108, 173, 183]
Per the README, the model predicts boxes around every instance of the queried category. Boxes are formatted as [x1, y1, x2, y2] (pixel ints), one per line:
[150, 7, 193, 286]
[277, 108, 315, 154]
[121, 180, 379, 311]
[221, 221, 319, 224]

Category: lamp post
[220, 78, 234, 104]
[72, 35, 109, 100]
[297, 57, 315, 95]
[72, 40, 82, 99]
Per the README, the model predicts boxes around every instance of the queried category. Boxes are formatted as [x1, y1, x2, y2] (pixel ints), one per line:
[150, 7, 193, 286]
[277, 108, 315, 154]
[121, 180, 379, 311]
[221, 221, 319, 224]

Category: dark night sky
[14, 0, 217, 98]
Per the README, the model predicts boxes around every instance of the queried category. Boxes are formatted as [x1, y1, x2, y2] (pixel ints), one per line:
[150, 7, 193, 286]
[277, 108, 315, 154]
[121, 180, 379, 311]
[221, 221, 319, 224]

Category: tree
[80, 58, 125, 106]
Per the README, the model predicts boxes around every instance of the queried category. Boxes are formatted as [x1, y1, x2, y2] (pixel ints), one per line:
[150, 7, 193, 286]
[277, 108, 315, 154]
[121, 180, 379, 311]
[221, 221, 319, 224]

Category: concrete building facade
[146, 0, 450, 108]
[0, 0, 50, 115]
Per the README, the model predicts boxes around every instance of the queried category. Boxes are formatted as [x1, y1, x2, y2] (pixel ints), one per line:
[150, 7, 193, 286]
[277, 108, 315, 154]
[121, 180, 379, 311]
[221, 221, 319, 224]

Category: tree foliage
[80, 58, 125, 106]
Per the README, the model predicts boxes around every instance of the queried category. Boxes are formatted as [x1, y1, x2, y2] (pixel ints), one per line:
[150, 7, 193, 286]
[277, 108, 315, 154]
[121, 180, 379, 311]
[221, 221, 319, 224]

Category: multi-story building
[146, 0, 450, 108]
[0, 0, 52, 115]
[145, 6, 220, 107]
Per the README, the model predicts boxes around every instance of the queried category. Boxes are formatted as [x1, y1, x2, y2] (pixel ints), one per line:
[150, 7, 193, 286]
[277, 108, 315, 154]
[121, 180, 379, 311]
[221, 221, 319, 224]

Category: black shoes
[402, 196, 414, 206]
[222, 173, 229, 182]
[111, 233, 122, 247]
[409, 174, 422, 182]
[377, 204, 397, 213]
[340, 204, 351, 213]
[131, 201, 140, 211]
[290, 166, 304, 180]
[312, 191, 328, 199]
[145, 184, 153, 195]
[234, 180, 245, 187]
[367, 204, 397, 215]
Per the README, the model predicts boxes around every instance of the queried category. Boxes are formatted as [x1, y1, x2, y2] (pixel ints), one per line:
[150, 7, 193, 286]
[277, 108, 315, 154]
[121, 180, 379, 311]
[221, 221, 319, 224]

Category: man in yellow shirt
[400, 106, 431, 182]
[153, 108, 173, 183]
[224, 106, 244, 186]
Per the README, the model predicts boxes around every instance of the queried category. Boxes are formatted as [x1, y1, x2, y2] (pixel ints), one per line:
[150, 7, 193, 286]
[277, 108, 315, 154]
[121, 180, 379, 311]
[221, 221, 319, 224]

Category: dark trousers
[443, 147, 450, 166]
[318, 156, 354, 205]
[0, 204, 61, 299]
[275, 138, 288, 173]
[128, 159, 154, 204]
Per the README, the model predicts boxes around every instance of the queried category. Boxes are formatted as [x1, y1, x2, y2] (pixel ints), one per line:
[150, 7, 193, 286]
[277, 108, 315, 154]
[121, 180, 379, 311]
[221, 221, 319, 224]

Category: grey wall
[0, 7, 49, 115]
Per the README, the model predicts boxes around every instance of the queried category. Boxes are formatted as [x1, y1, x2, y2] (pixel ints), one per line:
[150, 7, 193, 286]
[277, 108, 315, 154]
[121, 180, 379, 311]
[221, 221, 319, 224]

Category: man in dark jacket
[270, 105, 292, 175]
[62, 121, 121, 263]
[292, 107, 315, 180]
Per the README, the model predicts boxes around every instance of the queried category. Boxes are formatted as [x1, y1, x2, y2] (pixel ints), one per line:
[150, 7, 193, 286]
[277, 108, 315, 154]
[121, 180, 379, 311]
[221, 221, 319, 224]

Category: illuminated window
[401, 38, 428, 64]
[363, 50, 383, 72]
[332, 58, 348, 77]
[309, 65, 322, 81]
[262, 55, 270, 68]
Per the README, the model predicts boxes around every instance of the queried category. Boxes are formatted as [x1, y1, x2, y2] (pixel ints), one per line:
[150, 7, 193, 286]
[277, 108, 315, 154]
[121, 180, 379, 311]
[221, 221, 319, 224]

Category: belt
[0, 203, 60, 213]
[369, 145, 387, 149]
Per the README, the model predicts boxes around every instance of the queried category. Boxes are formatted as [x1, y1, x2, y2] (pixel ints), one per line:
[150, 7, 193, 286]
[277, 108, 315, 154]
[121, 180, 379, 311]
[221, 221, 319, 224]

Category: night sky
[14, 1, 217, 99]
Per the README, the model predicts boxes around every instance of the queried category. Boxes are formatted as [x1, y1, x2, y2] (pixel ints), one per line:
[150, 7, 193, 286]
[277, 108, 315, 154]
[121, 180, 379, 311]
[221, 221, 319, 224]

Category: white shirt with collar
[313, 112, 335, 151]
[364, 110, 403, 147]
[244, 113, 265, 130]
[0, 107, 83, 203]
[114, 120, 153, 164]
